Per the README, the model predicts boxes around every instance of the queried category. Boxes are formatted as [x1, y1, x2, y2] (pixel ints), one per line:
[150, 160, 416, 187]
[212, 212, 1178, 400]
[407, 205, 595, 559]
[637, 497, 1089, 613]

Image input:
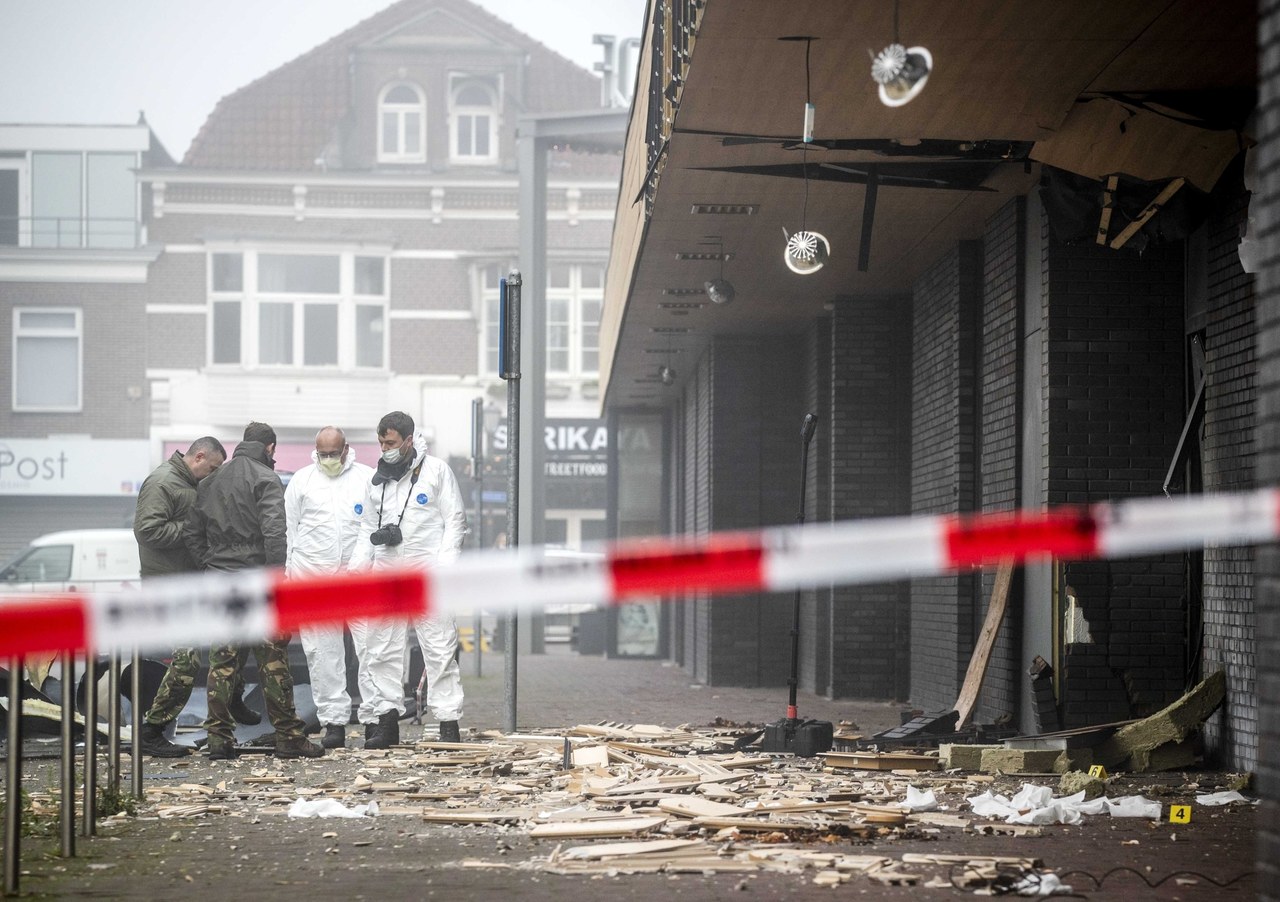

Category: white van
[0, 529, 140, 594]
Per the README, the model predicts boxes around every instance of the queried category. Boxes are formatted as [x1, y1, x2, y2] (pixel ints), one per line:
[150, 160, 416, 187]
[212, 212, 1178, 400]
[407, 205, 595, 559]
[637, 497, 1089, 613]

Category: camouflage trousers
[144, 646, 248, 727]
[205, 636, 304, 745]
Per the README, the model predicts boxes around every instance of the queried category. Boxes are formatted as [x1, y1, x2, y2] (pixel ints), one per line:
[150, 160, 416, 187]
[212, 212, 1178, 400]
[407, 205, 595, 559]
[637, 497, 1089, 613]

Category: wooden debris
[824, 751, 938, 771]
[529, 816, 667, 839]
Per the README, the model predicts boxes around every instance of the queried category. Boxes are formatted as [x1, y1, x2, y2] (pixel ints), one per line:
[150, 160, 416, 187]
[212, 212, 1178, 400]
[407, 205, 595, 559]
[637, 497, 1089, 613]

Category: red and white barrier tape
[2, 488, 1277, 659]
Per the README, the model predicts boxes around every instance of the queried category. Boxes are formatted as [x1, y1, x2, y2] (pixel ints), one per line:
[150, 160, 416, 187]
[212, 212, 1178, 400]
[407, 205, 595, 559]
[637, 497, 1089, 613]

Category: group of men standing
[133, 412, 467, 760]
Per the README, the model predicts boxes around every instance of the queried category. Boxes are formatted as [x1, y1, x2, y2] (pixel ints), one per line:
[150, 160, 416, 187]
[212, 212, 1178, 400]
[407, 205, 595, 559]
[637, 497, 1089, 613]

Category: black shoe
[139, 722, 191, 758]
[364, 711, 400, 750]
[228, 694, 262, 726]
[321, 725, 346, 749]
[439, 720, 461, 743]
[207, 740, 239, 760]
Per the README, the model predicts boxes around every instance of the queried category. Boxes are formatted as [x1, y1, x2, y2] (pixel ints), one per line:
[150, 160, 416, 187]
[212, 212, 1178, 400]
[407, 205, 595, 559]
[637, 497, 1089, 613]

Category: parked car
[0, 528, 139, 594]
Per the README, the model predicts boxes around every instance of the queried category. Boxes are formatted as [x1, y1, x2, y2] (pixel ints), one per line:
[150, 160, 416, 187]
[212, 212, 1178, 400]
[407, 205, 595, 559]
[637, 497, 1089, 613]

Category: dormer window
[378, 83, 426, 164]
[449, 76, 498, 165]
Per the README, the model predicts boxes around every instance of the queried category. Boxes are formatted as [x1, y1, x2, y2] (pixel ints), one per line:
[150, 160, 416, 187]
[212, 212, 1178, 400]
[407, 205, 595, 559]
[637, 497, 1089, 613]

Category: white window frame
[477, 261, 602, 378]
[12, 306, 82, 412]
[207, 249, 389, 372]
[377, 82, 427, 164]
[448, 75, 499, 165]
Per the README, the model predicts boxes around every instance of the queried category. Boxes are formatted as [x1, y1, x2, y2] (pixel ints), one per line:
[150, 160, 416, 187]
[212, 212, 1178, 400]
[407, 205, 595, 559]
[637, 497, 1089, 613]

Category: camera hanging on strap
[370, 460, 424, 547]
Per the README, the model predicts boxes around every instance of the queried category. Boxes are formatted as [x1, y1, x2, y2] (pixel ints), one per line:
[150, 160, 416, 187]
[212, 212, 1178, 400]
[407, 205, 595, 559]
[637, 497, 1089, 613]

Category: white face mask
[381, 447, 404, 464]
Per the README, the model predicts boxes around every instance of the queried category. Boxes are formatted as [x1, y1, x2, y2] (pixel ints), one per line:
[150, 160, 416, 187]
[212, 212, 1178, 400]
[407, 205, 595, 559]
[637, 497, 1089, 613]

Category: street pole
[500, 271, 521, 734]
[470, 396, 484, 679]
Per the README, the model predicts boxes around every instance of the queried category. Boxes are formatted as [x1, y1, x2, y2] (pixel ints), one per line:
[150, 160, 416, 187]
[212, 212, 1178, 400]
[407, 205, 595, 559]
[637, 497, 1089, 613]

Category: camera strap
[376, 460, 425, 529]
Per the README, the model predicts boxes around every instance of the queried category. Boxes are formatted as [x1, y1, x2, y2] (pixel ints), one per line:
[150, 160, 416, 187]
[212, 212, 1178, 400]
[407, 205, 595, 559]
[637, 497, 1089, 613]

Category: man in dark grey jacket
[183, 422, 324, 760]
[134, 436, 259, 757]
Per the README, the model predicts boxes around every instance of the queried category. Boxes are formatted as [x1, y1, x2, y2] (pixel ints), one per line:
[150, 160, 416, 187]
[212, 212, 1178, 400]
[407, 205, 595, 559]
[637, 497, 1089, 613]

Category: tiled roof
[184, 0, 603, 171]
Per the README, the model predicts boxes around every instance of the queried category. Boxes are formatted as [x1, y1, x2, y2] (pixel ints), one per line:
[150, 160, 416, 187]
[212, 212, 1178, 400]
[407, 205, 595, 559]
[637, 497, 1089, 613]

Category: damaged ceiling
[601, 0, 1257, 407]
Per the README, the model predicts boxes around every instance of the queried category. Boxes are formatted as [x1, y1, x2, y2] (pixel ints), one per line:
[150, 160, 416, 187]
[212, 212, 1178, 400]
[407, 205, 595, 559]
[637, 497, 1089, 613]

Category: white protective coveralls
[284, 449, 374, 727]
[348, 432, 467, 723]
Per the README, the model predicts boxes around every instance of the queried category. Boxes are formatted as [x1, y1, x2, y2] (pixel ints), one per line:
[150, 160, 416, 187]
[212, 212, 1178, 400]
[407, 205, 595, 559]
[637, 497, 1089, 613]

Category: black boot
[439, 720, 461, 743]
[275, 735, 325, 758]
[207, 739, 239, 760]
[228, 693, 262, 726]
[364, 711, 400, 750]
[321, 724, 346, 749]
[139, 722, 191, 758]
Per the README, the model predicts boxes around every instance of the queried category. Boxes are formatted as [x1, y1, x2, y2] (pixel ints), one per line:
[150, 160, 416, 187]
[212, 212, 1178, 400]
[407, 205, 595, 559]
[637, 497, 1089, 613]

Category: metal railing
[1, 578, 145, 894]
[0, 215, 142, 250]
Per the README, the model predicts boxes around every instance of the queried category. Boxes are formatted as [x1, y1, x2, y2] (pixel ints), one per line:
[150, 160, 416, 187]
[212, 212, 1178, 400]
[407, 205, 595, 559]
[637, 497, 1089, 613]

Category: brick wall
[0, 282, 149, 438]
[1043, 232, 1186, 727]
[977, 199, 1024, 724]
[910, 243, 982, 712]
[829, 294, 912, 699]
[1253, 0, 1280, 889]
[1200, 187, 1259, 769]
[695, 336, 801, 687]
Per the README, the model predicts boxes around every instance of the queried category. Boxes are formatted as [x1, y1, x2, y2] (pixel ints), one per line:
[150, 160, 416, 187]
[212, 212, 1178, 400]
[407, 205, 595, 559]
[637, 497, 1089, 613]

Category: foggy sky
[0, 0, 645, 160]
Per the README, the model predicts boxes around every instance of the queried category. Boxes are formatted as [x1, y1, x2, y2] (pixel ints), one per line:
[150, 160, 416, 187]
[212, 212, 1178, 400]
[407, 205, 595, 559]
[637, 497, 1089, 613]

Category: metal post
[106, 652, 120, 796]
[501, 271, 522, 734]
[81, 652, 96, 837]
[129, 649, 142, 800]
[5, 656, 24, 895]
[59, 651, 75, 858]
[471, 397, 484, 679]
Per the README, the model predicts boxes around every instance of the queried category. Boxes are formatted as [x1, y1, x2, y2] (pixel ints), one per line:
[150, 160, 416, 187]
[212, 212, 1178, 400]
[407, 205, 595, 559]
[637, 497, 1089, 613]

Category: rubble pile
[25, 720, 1242, 891]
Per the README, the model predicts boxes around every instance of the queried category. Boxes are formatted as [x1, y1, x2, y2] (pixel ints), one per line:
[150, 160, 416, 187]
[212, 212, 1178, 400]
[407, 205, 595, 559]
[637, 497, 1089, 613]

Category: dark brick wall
[698, 335, 801, 687]
[829, 294, 912, 700]
[977, 199, 1025, 724]
[1042, 233, 1186, 728]
[910, 243, 982, 712]
[1200, 188, 1258, 769]
[1254, 0, 1280, 889]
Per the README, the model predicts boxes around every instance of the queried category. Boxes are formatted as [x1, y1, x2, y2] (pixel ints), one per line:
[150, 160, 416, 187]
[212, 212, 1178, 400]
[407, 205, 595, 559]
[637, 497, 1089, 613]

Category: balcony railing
[0, 215, 142, 250]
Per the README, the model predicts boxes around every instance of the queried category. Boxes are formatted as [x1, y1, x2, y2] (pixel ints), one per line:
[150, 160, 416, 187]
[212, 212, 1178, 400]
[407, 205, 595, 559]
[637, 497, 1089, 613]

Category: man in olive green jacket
[134, 437, 262, 756]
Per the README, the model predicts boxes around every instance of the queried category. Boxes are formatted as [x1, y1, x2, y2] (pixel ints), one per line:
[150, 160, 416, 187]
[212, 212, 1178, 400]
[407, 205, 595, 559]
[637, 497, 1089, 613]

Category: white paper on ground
[967, 784, 1160, 824]
[902, 785, 939, 811]
[1196, 790, 1253, 806]
[1011, 872, 1073, 896]
[287, 798, 379, 818]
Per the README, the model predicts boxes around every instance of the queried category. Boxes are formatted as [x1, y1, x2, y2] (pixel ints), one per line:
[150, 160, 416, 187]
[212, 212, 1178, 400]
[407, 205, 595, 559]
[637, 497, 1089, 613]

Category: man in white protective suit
[348, 410, 467, 747]
[284, 426, 374, 749]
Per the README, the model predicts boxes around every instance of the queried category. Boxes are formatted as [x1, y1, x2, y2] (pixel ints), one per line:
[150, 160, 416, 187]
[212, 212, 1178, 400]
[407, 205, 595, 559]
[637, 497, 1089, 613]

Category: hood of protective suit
[349, 431, 466, 570]
[285, 448, 374, 577]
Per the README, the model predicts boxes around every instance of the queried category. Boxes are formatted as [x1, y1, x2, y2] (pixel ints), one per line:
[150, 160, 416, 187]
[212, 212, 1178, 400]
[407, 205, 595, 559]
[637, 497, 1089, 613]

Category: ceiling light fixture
[870, 0, 932, 107]
[781, 36, 830, 275]
[702, 235, 735, 305]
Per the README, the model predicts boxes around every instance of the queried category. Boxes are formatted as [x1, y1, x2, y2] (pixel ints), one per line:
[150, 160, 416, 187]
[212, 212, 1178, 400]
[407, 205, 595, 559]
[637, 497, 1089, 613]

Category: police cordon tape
[2, 486, 1278, 660]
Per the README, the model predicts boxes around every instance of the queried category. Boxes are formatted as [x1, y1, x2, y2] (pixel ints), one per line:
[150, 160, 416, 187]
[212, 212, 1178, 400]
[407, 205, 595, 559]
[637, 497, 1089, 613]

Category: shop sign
[0, 439, 151, 496]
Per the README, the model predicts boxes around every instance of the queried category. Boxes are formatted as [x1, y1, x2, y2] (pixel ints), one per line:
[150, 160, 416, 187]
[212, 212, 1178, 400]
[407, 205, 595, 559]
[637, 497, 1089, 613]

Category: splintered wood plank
[658, 797, 750, 818]
[420, 808, 532, 824]
[528, 816, 667, 839]
[955, 559, 1014, 728]
[558, 838, 707, 860]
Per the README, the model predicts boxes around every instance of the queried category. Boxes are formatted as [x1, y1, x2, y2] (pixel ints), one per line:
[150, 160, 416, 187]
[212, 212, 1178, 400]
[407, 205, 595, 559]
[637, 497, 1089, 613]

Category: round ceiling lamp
[784, 229, 830, 275]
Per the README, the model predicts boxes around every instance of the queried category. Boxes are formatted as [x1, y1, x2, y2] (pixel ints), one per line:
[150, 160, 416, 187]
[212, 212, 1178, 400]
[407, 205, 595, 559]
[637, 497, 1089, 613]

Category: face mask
[318, 457, 343, 478]
[381, 447, 403, 464]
